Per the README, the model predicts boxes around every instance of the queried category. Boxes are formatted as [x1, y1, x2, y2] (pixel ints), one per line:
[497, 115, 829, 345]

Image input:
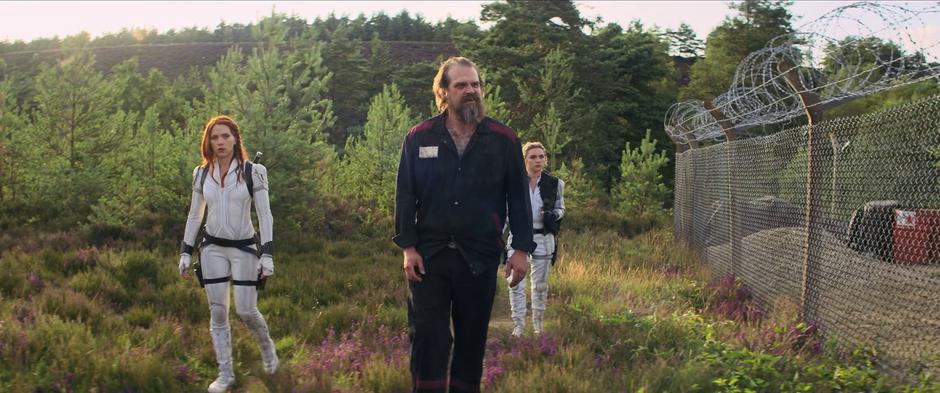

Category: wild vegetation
[1, 0, 938, 391]
[3, 216, 938, 391]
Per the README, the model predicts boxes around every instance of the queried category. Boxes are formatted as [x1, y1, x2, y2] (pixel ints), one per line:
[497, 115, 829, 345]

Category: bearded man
[393, 56, 535, 393]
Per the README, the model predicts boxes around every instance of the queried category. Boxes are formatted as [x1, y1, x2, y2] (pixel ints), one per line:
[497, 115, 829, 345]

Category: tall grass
[0, 219, 936, 392]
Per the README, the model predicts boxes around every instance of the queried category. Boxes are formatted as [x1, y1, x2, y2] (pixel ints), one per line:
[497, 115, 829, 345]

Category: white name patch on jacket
[419, 146, 439, 158]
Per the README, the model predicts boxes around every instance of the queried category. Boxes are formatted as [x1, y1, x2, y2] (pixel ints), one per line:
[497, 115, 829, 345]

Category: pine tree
[89, 106, 191, 229]
[0, 74, 26, 204]
[612, 129, 670, 220]
[193, 13, 337, 229]
[665, 23, 704, 58]
[681, 0, 794, 100]
[554, 157, 604, 211]
[483, 84, 511, 127]
[28, 45, 124, 224]
[337, 84, 418, 215]
[516, 48, 579, 163]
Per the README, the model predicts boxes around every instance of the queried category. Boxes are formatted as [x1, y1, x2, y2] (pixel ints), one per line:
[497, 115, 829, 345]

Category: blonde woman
[508, 141, 565, 337]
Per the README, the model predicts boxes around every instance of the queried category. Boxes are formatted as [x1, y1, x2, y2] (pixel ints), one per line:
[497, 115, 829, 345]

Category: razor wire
[665, 1, 940, 144]
[670, 1, 940, 378]
[674, 95, 940, 376]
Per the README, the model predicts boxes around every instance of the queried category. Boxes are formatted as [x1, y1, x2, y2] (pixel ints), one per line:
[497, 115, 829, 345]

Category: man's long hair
[433, 57, 484, 113]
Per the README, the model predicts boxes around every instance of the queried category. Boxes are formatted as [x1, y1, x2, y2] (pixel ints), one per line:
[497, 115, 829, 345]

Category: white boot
[208, 326, 235, 393]
[243, 312, 279, 374]
[532, 311, 544, 335]
[261, 341, 279, 374]
[511, 318, 525, 337]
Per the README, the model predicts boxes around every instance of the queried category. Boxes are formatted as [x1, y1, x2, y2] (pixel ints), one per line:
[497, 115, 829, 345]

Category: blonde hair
[522, 141, 547, 156]
[433, 56, 483, 113]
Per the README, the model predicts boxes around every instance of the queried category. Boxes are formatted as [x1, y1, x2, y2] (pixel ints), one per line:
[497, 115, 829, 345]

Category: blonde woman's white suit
[507, 175, 565, 336]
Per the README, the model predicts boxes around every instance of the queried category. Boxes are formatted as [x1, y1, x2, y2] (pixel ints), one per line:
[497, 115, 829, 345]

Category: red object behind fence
[893, 209, 940, 265]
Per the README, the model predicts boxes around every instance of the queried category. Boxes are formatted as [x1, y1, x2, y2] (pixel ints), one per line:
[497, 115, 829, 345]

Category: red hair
[199, 115, 249, 181]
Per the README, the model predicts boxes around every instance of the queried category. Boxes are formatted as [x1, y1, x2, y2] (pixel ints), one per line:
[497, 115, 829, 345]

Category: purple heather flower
[28, 272, 44, 291]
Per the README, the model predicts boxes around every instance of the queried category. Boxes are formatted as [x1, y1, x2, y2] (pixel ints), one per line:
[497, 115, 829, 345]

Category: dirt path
[489, 278, 516, 333]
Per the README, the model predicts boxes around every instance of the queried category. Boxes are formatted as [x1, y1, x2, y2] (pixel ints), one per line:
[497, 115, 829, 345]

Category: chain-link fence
[674, 94, 940, 375]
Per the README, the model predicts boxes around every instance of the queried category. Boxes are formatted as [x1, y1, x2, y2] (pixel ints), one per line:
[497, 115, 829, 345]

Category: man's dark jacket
[394, 113, 536, 276]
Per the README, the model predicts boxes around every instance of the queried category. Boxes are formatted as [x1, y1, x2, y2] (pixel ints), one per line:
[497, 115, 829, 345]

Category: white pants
[508, 233, 555, 325]
[201, 244, 274, 375]
[201, 244, 268, 326]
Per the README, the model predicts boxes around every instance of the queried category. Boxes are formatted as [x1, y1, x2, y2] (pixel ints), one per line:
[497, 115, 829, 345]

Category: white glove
[178, 254, 191, 276]
[260, 256, 274, 277]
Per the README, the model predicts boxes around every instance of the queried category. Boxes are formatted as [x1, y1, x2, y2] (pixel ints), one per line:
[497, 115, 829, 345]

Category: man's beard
[453, 95, 485, 124]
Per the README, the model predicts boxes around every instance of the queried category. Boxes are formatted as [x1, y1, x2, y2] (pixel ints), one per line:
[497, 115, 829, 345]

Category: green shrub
[313, 304, 361, 337]
[125, 306, 157, 328]
[68, 270, 131, 309]
[155, 281, 206, 324]
[360, 355, 410, 393]
[39, 249, 65, 275]
[26, 314, 98, 387]
[114, 251, 173, 291]
[0, 252, 34, 297]
[62, 246, 99, 276]
[96, 350, 189, 393]
[37, 287, 108, 331]
[260, 295, 306, 338]
[83, 221, 135, 245]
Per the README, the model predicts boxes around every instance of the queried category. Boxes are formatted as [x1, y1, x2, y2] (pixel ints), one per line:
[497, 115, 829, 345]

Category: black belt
[534, 228, 552, 235]
[201, 232, 260, 257]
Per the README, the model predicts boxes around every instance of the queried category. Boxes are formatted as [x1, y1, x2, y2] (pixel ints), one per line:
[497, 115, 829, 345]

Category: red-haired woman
[178, 115, 277, 392]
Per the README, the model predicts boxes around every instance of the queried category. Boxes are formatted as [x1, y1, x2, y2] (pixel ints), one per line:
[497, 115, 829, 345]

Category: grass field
[1, 219, 938, 392]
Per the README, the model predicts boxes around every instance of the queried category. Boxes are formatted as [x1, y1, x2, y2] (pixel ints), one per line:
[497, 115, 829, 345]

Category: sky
[0, 1, 938, 58]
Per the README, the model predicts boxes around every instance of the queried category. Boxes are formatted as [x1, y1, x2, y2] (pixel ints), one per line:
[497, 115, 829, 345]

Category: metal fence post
[705, 101, 740, 276]
[778, 60, 825, 321]
[683, 129, 700, 245]
[669, 135, 686, 240]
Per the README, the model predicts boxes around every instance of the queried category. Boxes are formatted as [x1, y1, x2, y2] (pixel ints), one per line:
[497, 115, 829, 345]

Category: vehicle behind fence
[673, 95, 940, 375]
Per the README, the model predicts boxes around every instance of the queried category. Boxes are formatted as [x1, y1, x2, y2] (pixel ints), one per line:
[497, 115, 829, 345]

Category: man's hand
[505, 250, 528, 288]
[403, 247, 425, 282]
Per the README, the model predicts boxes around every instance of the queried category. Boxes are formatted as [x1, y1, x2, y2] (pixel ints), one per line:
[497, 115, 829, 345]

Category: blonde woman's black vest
[539, 172, 561, 235]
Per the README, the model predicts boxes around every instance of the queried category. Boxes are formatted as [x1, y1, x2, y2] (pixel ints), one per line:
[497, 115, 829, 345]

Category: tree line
[0, 0, 935, 238]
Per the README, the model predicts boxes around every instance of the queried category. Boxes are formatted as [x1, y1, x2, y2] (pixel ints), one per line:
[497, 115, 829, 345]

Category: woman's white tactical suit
[507, 176, 565, 336]
[178, 161, 277, 392]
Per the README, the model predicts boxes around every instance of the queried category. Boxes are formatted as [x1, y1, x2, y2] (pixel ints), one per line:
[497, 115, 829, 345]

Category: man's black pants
[408, 247, 497, 393]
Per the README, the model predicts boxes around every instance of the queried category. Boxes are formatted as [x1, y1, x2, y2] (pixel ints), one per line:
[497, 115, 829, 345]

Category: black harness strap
[201, 232, 261, 258]
[245, 160, 255, 199]
[237, 268, 268, 289]
[203, 276, 231, 285]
